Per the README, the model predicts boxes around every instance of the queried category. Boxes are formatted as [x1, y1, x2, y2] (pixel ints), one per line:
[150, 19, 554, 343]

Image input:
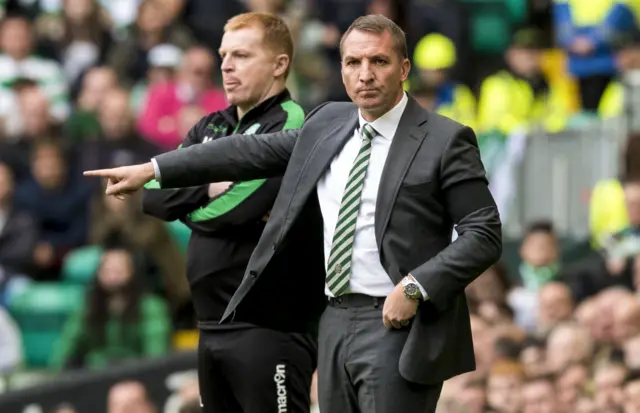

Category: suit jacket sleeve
[141, 119, 211, 222]
[184, 109, 305, 232]
[154, 129, 299, 189]
[411, 126, 502, 312]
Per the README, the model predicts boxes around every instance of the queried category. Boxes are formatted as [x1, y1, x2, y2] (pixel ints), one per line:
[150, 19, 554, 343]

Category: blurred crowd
[45, 377, 202, 413]
[0, 0, 640, 412]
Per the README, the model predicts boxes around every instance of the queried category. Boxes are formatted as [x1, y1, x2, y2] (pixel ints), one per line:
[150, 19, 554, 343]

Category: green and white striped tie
[326, 123, 377, 296]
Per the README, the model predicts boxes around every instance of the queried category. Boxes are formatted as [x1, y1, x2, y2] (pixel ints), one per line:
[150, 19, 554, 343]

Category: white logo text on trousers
[274, 364, 287, 412]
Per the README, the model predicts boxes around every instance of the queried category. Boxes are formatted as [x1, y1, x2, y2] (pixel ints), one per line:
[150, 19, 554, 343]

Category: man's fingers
[83, 169, 116, 177]
[383, 314, 402, 329]
[105, 181, 129, 196]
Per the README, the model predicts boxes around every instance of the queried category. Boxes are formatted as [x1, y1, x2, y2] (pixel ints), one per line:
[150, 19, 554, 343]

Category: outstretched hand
[84, 162, 156, 197]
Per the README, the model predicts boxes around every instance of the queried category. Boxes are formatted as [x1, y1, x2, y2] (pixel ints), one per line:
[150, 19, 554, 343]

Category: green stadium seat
[8, 283, 85, 368]
[61, 246, 103, 285]
[166, 220, 191, 254]
[504, 0, 527, 24]
[470, 10, 511, 54]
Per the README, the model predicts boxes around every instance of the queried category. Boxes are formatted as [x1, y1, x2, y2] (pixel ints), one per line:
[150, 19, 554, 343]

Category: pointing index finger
[83, 169, 114, 177]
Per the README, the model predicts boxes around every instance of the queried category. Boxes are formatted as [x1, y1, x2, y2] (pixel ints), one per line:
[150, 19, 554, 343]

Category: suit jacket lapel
[280, 108, 359, 243]
[294, 110, 359, 201]
[375, 98, 429, 249]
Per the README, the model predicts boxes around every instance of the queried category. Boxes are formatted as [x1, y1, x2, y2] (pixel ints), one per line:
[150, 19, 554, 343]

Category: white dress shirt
[317, 93, 426, 298]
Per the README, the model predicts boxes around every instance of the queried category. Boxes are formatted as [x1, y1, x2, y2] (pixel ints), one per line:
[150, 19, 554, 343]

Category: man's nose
[358, 62, 374, 82]
[220, 57, 233, 72]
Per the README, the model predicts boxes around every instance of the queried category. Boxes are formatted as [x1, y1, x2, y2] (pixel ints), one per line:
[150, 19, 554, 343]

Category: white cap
[148, 44, 183, 68]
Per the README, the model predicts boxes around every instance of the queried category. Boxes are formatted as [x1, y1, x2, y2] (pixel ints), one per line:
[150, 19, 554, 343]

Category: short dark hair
[624, 369, 640, 385]
[494, 337, 522, 360]
[340, 14, 408, 59]
[521, 336, 545, 350]
[524, 220, 555, 236]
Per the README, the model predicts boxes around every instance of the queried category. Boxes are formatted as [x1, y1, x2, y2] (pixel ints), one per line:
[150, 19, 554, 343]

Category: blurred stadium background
[1, 0, 640, 412]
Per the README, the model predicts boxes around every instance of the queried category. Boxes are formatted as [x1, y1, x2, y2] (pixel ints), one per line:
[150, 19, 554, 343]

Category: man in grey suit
[85, 14, 502, 413]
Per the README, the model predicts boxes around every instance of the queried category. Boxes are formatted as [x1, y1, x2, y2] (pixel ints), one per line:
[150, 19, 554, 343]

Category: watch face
[404, 283, 420, 299]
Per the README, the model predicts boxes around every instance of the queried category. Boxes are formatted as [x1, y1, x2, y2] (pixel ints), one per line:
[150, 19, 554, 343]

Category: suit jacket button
[249, 270, 257, 279]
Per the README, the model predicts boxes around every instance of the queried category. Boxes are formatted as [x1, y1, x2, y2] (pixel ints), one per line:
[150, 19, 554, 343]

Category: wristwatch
[401, 277, 422, 301]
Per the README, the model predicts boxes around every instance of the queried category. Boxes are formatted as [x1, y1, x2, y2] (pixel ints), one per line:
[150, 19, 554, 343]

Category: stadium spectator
[545, 323, 594, 374]
[50, 238, 171, 370]
[477, 28, 570, 134]
[13, 140, 91, 281]
[0, 162, 37, 293]
[89, 185, 190, 323]
[599, 27, 640, 119]
[593, 361, 627, 412]
[65, 65, 118, 145]
[456, 379, 487, 413]
[0, 15, 69, 122]
[35, 0, 114, 89]
[107, 0, 194, 87]
[520, 376, 558, 413]
[537, 282, 574, 335]
[409, 33, 476, 129]
[552, 0, 638, 111]
[622, 332, 640, 370]
[555, 363, 589, 412]
[107, 380, 157, 413]
[519, 337, 547, 378]
[2, 85, 62, 181]
[136, 46, 227, 149]
[589, 134, 640, 249]
[508, 221, 562, 331]
[486, 361, 525, 413]
[623, 372, 640, 413]
[80, 87, 161, 179]
[130, 43, 183, 114]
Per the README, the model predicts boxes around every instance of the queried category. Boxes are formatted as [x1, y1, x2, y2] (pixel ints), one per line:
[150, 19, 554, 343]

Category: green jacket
[50, 294, 171, 371]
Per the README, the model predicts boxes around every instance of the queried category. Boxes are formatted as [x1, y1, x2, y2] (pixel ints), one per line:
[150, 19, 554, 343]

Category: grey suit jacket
[154, 97, 502, 384]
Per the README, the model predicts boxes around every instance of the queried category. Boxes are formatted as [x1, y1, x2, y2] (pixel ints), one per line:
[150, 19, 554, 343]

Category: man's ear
[274, 54, 290, 78]
[401, 58, 411, 82]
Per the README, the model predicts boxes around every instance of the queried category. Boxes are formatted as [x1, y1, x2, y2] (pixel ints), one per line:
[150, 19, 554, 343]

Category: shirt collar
[358, 92, 408, 140]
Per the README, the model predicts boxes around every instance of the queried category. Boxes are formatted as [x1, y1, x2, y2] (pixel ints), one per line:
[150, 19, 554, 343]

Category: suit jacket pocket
[399, 180, 434, 198]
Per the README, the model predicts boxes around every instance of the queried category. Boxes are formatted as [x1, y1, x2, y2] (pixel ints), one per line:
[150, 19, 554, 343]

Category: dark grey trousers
[317, 294, 443, 413]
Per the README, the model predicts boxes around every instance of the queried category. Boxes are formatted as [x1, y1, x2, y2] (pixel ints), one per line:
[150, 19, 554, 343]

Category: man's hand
[383, 280, 419, 329]
[208, 182, 233, 198]
[84, 163, 156, 197]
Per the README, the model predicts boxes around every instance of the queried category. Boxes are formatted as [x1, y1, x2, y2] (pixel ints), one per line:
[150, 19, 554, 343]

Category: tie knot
[361, 123, 376, 141]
